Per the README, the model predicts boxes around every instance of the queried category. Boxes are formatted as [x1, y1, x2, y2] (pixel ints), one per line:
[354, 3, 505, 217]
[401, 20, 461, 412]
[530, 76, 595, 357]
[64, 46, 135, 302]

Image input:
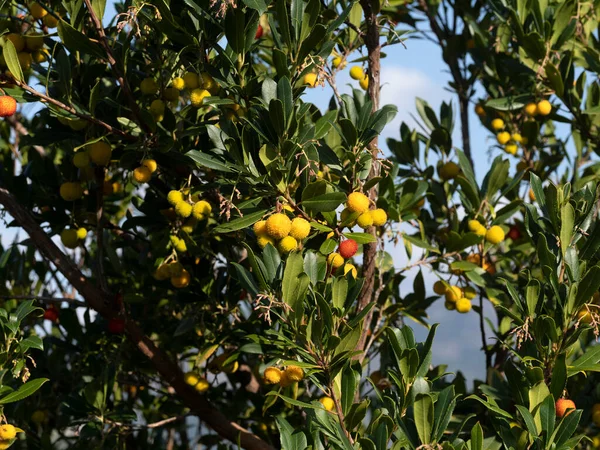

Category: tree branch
[0, 295, 87, 307]
[0, 187, 274, 450]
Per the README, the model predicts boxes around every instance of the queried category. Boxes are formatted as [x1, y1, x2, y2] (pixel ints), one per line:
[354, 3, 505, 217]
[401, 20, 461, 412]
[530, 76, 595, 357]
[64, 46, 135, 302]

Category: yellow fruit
[190, 88, 210, 107]
[172, 77, 185, 90]
[370, 208, 387, 226]
[475, 104, 485, 116]
[304, 73, 318, 87]
[349, 66, 365, 80]
[577, 309, 593, 324]
[60, 229, 79, 249]
[184, 372, 199, 386]
[154, 264, 171, 280]
[529, 188, 535, 202]
[59, 182, 83, 201]
[264, 367, 282, 384]
[536, 99, 552, 116]
[183, 72, 199, 89]
[359, 76, 369, 90]
[32, 49, 49, 63]
[347, 192, 370, 214]
[73, 152, 90, 168]
[496, 131, 511, 145]
[433, 280, 447, 295]
[0, 425, 16, 441]
[524, 103, 537, 116]
[18, 52, 32, 71]
[266, 213, 292, 239]
[199, 72, 216, 90]
[171, 268, 191, 288]
[456, 298, 472, 313]
[463, 286, 476, 299]
[357, 212, 374, 229]
[327, 252, 344, 270]
[344, 263, 357, 278]
[29, 2, 48, 18]
[289, 217, 310, 240]
[164, 87, 179, 102]
[511, 133, 523, 143]
[439, 161, 460, 180]
[445, 300, 456, 311]
[320, 397, 335, 411]
[140, 78, 158, 95]
[181, 218, 197, 234]
[42, 14, 59, 28]
[486, 225, 505, 244]
[76, 227, 87, 240]
[505, 144, 518, 155]
[133, 166, 152, 183]
[5, 34, 25, 52]
[278, 236, 298, 254]
[491, 118, 504, 130]
[31, 410, 47, 424]
[195, 378, 209, 393]
[175, 201, 193, 218]
[468, 220, 483, 232]
[257, 235, 276, 249]
[445, 286, 462, 303]
[141, 159, 158, 173]
[167, 190, 184, 206]
[192, 200, 211, 220]
[25, 33, 44, 51]
[332, 57, 346, 69]
[284, 365, 304, 382]
[149, 99, 165, 121]
[253, 220, 267, 236]
[88, 141, 112, 166]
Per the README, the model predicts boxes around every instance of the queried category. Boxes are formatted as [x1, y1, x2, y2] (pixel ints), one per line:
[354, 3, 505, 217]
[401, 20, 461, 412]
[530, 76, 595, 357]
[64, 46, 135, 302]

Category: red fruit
[507, 225, 521, 241]
[0, 96, 17, 118]
[255, 24, 263, 40]
[108, 318, 126, 334]
[43, 308, 59, 322]
[555, 398, 576, 418]
[339, 239, 358, 259]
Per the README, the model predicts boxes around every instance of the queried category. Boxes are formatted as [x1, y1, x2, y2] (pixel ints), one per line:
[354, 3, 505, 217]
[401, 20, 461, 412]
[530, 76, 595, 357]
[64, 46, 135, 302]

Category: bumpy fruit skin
[344, 263, 357, 278]
[349, 66, 365, 80]
[433, 280, 447, 295]
[253, 220, 267, 236]
[0, 425, 16, 440]
[339, 239, 358, 259]
[73, 152, 90, 168]
[175, 202, 193, 218]
[327, 252, 344, 270]
[486, 225, 505, 244]
[183, 72, 199, 89]
[171, 269, 191, 288]
[108, 318, 125, 334]
[284, 365, 304, 382]
[133, 166, 152, 183]
[76, 228, 87, 240]
[445, 285, 462, 303]
[439, 161, 460, 180]
[496, 131, 511, 145]
[195, 379, 209, 393]
[347, 192, 370, 214]
[304, 73, 317, 87]
[320, 397, 335, 411]
[468, 220, 483, 232]
[171, 77, 185, 91]
[491, 118, 504, 130]
[505, 144, 518, 155]
[289, 217, 310, 240]
[142, 159, 158, 173]
[456, 298, 472, 313]
[89, 141, 112, 166]
[370, 208, 387, 226]
[264, 367, 282, 384]
[257, 235, 276, 249]
[140, 78, 158, 95]
[357, 212, 374, 229]
[524, 103, 537, 116]
[192, 200, 212, 220]
[555, 398, 575, 418]
[0, 96, 17, 117]
[266, 213, 292, 239]
[536, 99, 552, 116]
[61, 229, 79, 248]
[167, 190, 184, 206]
[278, 236, 298, 254]
[332, 56, 346, 69]
[511, 133, 523, 143]
[184, 372, 199, 387]
[190, 88, 210, 107]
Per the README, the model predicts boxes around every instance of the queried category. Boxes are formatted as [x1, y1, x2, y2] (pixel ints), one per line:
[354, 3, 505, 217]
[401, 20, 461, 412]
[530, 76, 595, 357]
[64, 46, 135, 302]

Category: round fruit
[59, 182, 83, 201]
[496, 131, 511, 145]
[289, 217, 310, 240]
[76, 227, 87, 240]
[18, 52, 33, 70]
[507, 226, 521, 240]
[43, 308, 59, 322]
[0, 96, 17, 117]
[140, 78, 158, 95]
[304, 73, 318, 87]
[357, 212, 374, 229]
[61, 229, 79, 248]
[108, 318, 125, 334]
[183, 72, 199, 89]
[433, 280, 447, 295]
[88, 141, 112, 166]
[195, 378, 209, 393]
[524, 103, 537, 116]
[339, 239, 358, 259]
[468, 220, 483, 232]
[475, 104, 485, 116]
[42, 14, 59, 28]
[511, 133, 523, 143]
[133, 166, 152, 183]
[359, 76, 369, 90]
[0, 424, 16, 440]
[5, 34, 25, 52]
[456, 298, 472, 313]
[29, 2, 48, 18]
[439, 162, 460, 180]
[320, 397, 335, 411]
[536, 99, 552, 116]
[555, 398, 575, 418]
[253, 220, 267, 236]
[255, 24, 264, 39]
[486, 225, 505, 244]
[149, 99, 165, 121]
[445, 286, 462, 303]
[192, 200, 212, 220]
[266, 213, 292, 239]
[278, 236, 298, 254]
[141, 159, 158, 173]
[349, 66, 365, 80]
[25, 33, 44, 51]
[73, 152, 90, 168]
[284, 365, 304, 382]
[463, 286, 477, 299]
[371, 208, 388, 226]
[190, 88, 210, 107]
[491, 118, 504, 130]
[445, 300, 456, 310]
[175, 201, 193, 218]
[264, 367, 282, 384]
[171, 269, 191, 288]
[32, 49, 49, 63]
[505, 144, 518, 155]
[199, 73, 216, 90]
[167, 190, 184, 205]
[184, 372, 199, 387]
[578, 309, 593, 324]
[163, 87, 179, 102]
[257, 235, 276, 249]
[327, 252, 344, 270]
[31, 410, 47, 424]
[332, 56, 346, 69]
[344, 263, 357, 278]
[172, 77, 185, 90]
[347, 192, 370, 213]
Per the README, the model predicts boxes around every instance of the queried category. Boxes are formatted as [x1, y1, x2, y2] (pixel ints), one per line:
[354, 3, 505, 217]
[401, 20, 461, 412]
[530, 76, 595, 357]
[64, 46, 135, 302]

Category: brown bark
[0, 187, 274, 450]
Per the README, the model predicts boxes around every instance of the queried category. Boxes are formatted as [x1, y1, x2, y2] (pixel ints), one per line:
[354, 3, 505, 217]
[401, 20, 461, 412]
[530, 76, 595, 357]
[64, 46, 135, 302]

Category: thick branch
[0, 187, 274, 450]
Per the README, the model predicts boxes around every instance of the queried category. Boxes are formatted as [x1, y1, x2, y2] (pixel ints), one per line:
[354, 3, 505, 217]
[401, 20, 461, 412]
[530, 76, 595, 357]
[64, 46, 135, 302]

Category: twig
[94, 168, 108, 292]
[0, 295, 87, 307]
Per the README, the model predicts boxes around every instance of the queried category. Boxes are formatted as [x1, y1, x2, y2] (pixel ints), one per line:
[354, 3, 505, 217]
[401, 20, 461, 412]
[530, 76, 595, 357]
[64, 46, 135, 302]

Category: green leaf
[91, 0, 107, 22]
[538, 395, 555, 436]
[213, 210, 267, 233]
[470, 422, 483, 450]
[432, 385, 456, 441]
[0, 378, 49, 404]
[516, 404, 538, 437]
[332, 277, 348, 310]
[552, 410, 581, 446]
[302, 192, 346, 212]
[19, 336, 44, 352]
[414, 393, 433, 444]
[568, 345, 600, 376]
[186, 150, 237, 172]
[341, 365, 359, 415]
[343, 232, 376, 244]
[57, 21, 105, 58]
[242, 0, 268, 14]
[550, 354, 567, 399]
[2, 38, 24, 82]
[560, 203, 574, 256]
[282, 252, 305, 308]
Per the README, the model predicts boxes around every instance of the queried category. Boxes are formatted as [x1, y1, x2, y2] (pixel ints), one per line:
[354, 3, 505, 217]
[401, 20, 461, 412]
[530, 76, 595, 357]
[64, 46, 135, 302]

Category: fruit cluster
[253, 213, 311, 254]
[433, 280, 475, 313]
[154, 261, 191, 288]
[468, 220, 506, 245]
[167, 190, 212, 221]
[0, 423, 20, 447]
[60, 227, 87, 249]
[184, 371, 210, 394]
[132, 159, 158, 184]
[340, 192, 387, 230]
[263, 365, 305, 387]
